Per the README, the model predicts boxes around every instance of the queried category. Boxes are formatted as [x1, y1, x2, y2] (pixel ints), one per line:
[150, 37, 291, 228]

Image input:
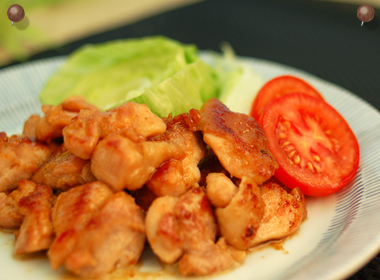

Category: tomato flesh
[250, 75, 324, 121]
[260, 93, 359, 196]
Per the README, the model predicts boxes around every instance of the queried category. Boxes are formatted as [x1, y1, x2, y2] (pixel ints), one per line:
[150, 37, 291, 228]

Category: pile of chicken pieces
[0, 96, 307, 278]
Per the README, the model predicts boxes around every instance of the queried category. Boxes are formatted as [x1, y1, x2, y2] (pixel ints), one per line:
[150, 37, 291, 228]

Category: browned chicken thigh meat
[0, 133, 57, 192]
[23, 96, 99, 143]
[147, 110, 207, 197]
[62, 101, 167, 159]
[0, 180, 41, 229]
[0, 97, 308, 278]
[199, 98, 278, 185]
[61, 190, 145, 278]
[15, 182, 55, 255]
[146, 187, 245, 276]
[32, 144, 96, 192]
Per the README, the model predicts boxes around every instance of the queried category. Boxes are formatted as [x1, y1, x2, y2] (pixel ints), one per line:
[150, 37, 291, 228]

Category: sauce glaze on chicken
[0, 97, 307, 278]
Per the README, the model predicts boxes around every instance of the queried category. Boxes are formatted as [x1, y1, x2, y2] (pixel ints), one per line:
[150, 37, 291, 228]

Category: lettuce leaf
[39, 36, 219, 116]
[204, 43, 264, 114]
[129, 58, 218, 117]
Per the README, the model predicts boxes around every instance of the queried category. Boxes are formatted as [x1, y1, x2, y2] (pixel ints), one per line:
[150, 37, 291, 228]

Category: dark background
[2, 0, 380, 278]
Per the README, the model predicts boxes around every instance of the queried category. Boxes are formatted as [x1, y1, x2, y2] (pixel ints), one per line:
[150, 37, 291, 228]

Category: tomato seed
[314, 165, 321, 173]
[313, 155, 320, 162]
[281, 141, 291, 147]
[289, 150, 296, 158]
[294, 155, 300, 165]
[283, 121, 291, 128]
[284, 146, 295, 153]
[278, 132, 287, 139]
[307, 162, 314, 171]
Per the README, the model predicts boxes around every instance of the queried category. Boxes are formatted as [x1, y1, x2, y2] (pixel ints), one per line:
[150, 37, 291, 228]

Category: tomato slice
[260, 93, 360, 196]
[250, 75, 324, 120]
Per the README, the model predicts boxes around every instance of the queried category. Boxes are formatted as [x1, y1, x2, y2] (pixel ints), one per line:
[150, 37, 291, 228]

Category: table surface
[2, 0, 380, 278]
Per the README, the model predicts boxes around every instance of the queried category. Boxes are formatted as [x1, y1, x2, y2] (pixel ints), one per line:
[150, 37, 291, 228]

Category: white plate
[1, 52, 380, 280]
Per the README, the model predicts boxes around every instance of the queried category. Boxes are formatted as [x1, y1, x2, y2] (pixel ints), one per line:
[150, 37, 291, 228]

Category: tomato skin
[273, 160, 359, 196]
[250, 75, 324, 121]
[260, 93, 360, 196]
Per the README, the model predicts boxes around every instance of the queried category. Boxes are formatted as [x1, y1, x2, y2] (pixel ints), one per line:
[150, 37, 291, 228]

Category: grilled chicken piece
[145, 196, 182, 264]
[146, 187, 245, 276]
[32, 144, 96, 191]
[146, 187, 216, 264]
[0, 193, 23, 229]
[147, 110, 207, 197]
[179, 237, 246, 276]
[250, 182, 307, 247]
[206, 173, 238, 208]
[23, 96, 99, 143]
[48, 181, 113, 270]
[14, 183, 55, 255]
[63, 102, 166, 159]
[199, 98, 278, 185]
[49, 182, 145, 278]
[207, 175, 265, 250]
[23, 115, 40, 140]
[0, 180, 37, 229]
[91, 134, 184, 191]
[0, 133, 57, 192]
[175, 187, 217, 254]
[63, 192, 145, 278]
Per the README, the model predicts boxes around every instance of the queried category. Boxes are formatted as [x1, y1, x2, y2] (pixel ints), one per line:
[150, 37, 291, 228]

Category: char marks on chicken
[199, 98, 278, 185]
